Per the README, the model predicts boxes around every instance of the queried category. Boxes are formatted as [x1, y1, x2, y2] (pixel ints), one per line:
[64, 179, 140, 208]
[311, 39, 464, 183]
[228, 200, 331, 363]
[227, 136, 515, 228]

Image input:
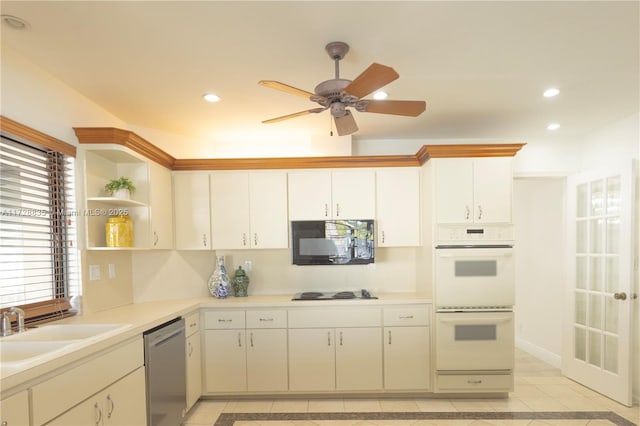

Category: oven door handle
[439, 317, 512, 324]
[437, 253, 512, 258]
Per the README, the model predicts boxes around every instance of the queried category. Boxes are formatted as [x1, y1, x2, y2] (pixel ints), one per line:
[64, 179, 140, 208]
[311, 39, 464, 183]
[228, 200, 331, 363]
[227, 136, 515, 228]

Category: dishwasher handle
[150, 328, 184, 348]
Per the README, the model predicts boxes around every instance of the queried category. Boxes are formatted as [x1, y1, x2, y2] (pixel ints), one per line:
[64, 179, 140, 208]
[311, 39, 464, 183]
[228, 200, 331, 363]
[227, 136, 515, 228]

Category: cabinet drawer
[246, 310, 287, 328]
[185, 311, 200, 337]
[436, 373, 513, 392]
[204, 310, 245, 329]
[383, 305, 430, 326]
[288, 308, 381, 328]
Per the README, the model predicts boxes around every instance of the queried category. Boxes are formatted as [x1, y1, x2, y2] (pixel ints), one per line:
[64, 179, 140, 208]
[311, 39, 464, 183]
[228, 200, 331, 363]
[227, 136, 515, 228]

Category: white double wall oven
[434, 225, 516, 390]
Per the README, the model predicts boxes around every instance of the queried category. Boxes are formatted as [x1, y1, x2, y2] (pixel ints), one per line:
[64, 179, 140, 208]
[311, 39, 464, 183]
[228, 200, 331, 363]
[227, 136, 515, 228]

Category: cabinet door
[102, 366, 147, 425]
[46, 396, 101, 425]
[173, 173, 212, 250]
[288, 328, 335, 391]
[383, 326, 431, 390]
[376, 168, 420, 246]
[1, 390, 30, 426]
[331, 170, 375, 219]
[335, 327, 382, 391]
[148, 162, 174, 249]
[434, 158, 474, 224]
[472, 157, 512, 223]
[210, 172, 250, 249]
[204, 330, 246, 392]
[249, 172, 289, 249]
[246, 329, 288, 391]
[287, 171, 332, 220]
[186, 331, 202, 412]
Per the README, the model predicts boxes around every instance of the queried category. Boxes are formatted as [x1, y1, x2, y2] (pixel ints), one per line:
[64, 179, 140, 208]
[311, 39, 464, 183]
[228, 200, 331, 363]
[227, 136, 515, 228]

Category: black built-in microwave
[291, 220, 374, 265]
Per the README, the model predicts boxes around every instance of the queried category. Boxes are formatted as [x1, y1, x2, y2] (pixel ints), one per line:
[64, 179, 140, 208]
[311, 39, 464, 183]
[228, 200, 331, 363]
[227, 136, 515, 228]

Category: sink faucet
[1, 307, 26, 336]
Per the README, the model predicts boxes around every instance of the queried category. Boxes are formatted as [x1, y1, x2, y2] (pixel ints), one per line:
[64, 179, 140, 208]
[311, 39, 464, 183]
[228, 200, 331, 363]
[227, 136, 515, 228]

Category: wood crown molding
[74, 126, 526, 170]
[73, 127, 176, 169]
[1, 116, 77, 157]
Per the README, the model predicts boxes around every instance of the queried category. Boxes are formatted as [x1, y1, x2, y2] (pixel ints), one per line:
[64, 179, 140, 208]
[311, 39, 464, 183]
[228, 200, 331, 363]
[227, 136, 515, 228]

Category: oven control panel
[436, 224, 514, 244]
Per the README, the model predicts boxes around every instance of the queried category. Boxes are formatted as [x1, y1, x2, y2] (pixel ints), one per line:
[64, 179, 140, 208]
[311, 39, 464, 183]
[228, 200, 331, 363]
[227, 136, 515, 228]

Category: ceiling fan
[258, 41, 426, 136]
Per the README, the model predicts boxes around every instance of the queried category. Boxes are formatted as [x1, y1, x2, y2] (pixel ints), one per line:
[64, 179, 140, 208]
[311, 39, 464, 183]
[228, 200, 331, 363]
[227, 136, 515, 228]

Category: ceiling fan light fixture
[203, 93, 221, 103]
[373, 91, 388, 100]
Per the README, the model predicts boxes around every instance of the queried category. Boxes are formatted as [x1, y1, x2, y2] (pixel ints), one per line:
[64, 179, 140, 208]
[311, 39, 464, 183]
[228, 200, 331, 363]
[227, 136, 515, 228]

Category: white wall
[513, 177, 565, 367]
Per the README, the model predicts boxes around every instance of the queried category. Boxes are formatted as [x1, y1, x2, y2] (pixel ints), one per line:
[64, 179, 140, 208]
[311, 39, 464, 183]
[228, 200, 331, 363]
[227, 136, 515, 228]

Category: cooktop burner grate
[291, 290, 377, 301]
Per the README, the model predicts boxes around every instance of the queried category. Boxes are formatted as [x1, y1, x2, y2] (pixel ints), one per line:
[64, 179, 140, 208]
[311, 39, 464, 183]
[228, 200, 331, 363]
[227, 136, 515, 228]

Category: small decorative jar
[105, 215, 133, 247]
[232, 266, 250, 297]
[208, 255, 230, 298]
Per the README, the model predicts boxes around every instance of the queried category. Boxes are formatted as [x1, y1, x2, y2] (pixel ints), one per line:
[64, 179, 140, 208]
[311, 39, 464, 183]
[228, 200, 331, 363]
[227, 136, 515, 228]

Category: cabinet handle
[324, 203, 328, 217]
[94, 402, 102, 426]
[335, 203, 340, 217]
[259, 318, 274, 322]
[203, 234, 207, 247]
[153, 231, 159, 246]
[467, 379, 483, 385]
[388, 330, 392, 345]
[218, 318, 232, 323]
[399, 315, 414, 319]
[250, 332, 254, 347]
[242, 233, 247, 246]
[188, 341, 193, 356]
[238, 332, 242, 347]
[253, 233, 258, 246]
[107, 394, 114, 419]
[381, 231, 385, 243]
[339, 331, 343, 346]
[465, 206, 470, 220]
[477, 205, 483, 220]
[327, 331, 331, 346]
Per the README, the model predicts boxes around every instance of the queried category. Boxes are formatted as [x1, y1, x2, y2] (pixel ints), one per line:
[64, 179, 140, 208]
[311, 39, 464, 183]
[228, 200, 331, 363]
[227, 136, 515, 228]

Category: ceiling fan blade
[334, 110, 359, 136]
[262, 107, 325, 124]
[259, 80, 319, 100]
[362, 100, 426, 117]
[344, 63, 399, 99]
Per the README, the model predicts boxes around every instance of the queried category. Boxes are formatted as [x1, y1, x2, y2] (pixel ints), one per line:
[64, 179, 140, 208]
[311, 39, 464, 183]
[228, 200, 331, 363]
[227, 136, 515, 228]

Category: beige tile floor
[183, 349, 639, 426]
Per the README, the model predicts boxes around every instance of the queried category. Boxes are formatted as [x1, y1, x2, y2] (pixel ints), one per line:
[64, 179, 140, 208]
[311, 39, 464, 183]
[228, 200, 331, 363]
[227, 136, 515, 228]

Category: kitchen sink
[0, 340, 75, 363]
[4, 323, 131, 342]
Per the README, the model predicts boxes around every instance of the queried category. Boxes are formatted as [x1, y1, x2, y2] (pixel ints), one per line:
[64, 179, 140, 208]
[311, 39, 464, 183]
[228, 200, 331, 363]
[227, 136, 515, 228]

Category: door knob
[613, 292, 627, 301]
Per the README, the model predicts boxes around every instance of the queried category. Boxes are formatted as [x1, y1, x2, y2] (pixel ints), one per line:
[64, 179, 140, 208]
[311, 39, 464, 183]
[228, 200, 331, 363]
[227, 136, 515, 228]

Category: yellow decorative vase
[105, 215, 133, 247]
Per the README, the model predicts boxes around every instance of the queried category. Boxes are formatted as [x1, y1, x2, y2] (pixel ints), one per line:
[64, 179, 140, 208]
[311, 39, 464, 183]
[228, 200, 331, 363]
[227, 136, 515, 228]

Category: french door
[564, 162, 636, 406]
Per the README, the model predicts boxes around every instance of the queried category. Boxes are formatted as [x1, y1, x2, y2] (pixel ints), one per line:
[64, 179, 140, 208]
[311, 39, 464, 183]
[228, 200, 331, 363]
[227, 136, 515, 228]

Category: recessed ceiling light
[1, 15, 30, 30]
[547, 123, 560, 130]
[203, 93, 221, 103]
[543, 88, 560, 98]
[373, 91, 388, 100]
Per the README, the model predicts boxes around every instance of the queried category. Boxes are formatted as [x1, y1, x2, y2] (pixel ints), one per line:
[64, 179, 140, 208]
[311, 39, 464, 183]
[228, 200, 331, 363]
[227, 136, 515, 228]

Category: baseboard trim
[515, 338, 562, 368]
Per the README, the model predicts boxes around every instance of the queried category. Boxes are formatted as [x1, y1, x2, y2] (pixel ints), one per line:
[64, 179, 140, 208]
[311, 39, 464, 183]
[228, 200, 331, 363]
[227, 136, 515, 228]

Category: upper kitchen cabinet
[210, 171, 288, 249]
[75, 127, 176, 250]
[375, 168, 420, 246]
[288, 170, 375, 220]
[433, 157, 513, 224]
[173, 172, 212, 250]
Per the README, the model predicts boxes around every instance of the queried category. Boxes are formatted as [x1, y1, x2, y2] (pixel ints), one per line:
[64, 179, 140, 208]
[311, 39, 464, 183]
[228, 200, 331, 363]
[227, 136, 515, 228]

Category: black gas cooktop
[291, 290, 377, 301]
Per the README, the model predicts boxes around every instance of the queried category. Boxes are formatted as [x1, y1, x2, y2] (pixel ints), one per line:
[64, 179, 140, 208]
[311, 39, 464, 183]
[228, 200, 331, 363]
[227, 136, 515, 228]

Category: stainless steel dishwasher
[143, 317, 186, 426]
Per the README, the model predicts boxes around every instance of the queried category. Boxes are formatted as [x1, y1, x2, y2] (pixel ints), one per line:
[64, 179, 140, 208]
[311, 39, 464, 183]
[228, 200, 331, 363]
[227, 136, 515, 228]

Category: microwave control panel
[436, 224, 514, 244]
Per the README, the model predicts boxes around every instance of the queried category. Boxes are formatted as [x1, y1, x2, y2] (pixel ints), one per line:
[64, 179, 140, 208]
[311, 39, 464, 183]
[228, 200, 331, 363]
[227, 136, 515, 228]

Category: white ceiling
[1, 1, 638, 145]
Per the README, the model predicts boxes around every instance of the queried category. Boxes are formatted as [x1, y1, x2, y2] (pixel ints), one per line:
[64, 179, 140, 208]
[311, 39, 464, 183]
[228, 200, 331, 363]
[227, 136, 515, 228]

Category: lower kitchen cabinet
[47, 366, 146, 425]
[0, 390, 30, 426]
[288, 325, 382, 392]
[186, 330, 202, 411]
[203, 309, 288, 394]
[383, 326, 430, 390]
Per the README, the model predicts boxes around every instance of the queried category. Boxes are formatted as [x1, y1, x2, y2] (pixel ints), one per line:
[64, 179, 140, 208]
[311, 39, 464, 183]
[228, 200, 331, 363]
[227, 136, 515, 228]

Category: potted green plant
[104, 176, 136, 199]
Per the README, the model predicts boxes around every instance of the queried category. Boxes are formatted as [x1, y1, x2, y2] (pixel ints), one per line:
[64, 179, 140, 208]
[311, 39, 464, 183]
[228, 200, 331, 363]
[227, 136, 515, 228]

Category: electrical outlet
[108, 263, 116, 279]
[244, 260, 252, 272]
[89, 264, 101, 281]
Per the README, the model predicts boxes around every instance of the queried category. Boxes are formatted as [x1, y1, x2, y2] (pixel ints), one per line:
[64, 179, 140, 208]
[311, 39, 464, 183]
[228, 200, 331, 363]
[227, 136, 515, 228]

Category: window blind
[0, 135, 79, 319]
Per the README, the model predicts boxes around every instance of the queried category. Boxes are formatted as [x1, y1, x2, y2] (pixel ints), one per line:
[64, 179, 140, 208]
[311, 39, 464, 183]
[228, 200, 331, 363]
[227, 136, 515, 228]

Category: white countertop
[0, 293, 431, 394]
